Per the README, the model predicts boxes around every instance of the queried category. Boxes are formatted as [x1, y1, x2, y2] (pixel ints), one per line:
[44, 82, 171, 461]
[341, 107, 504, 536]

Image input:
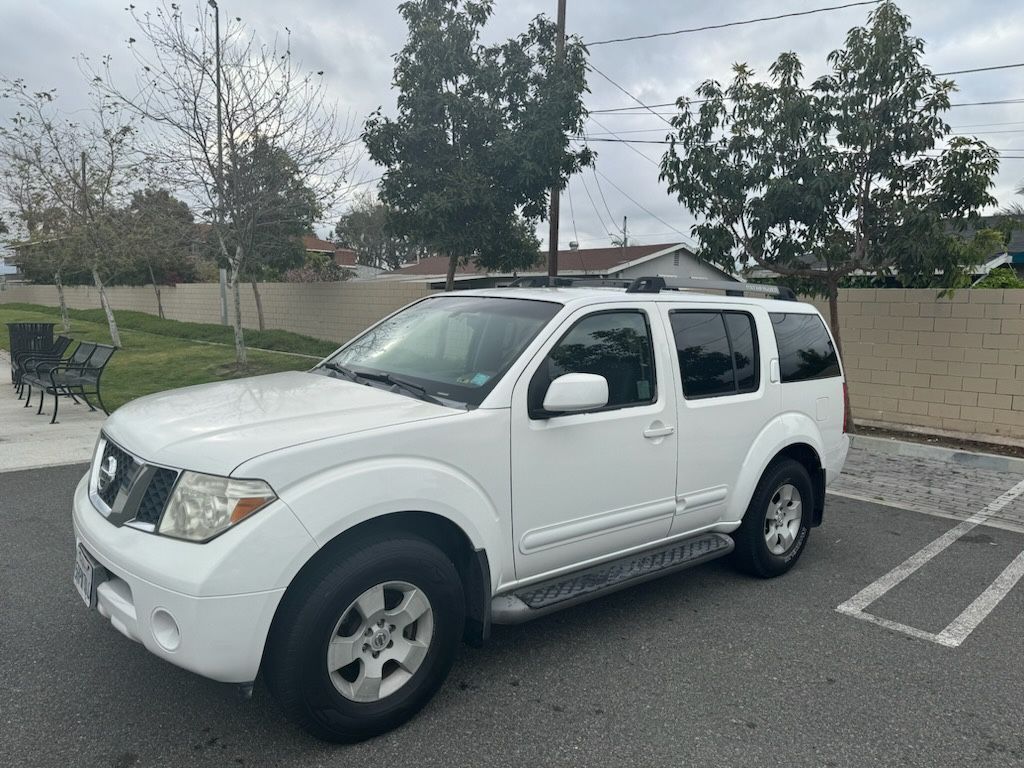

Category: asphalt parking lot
[3, 463, 1024, 768]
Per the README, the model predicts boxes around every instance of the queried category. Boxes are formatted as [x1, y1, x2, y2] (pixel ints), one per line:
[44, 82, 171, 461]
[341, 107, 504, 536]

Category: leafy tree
[124, 189, 197, 318]
[335, 192, 421, 270]
[221, 136, 320, 330]
[364, 0, 592, 290]
[661, 1, 999, 361]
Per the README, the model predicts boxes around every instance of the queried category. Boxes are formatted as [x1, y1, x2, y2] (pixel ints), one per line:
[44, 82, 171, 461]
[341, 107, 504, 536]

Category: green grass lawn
[1, 304, 335, 411]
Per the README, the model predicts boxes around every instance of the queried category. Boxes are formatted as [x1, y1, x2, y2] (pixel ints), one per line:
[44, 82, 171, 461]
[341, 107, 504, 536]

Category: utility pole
[622, 215, 628, 249]
[209, 0, 228, 325]
[546, 0, 566, 283]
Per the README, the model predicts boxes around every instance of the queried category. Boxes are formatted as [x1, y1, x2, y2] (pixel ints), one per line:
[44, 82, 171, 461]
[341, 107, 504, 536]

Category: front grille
[93, 437, 178, 529]
[97, 441, 138, 508]
[135, 468, 179, 526]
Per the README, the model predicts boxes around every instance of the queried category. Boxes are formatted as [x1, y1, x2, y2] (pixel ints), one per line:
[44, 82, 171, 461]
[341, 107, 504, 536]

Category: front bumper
[72, 474, 317, 684]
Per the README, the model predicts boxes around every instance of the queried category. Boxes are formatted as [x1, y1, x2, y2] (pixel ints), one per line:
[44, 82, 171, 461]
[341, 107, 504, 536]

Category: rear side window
[669, 311, 760, 399]
[770, 313, 841, 382]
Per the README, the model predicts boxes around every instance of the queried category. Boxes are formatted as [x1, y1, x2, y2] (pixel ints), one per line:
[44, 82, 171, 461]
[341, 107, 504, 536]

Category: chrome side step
[491, 532, 734, 625]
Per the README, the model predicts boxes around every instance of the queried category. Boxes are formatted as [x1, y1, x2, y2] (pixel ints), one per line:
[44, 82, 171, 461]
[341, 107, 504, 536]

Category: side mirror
[542, 373, 609, 414]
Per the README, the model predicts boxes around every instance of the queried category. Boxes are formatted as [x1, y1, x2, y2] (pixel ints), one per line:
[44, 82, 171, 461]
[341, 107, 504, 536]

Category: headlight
[157, 471, 277, 542]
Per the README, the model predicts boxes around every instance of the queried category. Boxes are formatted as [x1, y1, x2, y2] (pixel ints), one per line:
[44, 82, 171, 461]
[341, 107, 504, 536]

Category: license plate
[73, 545, 97, 608]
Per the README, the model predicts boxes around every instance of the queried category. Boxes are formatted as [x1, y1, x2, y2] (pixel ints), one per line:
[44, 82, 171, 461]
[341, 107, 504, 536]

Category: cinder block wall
[4, 282, 1023, 443]
[0, 281, 436, 346]
[806, 288, 1024, 444]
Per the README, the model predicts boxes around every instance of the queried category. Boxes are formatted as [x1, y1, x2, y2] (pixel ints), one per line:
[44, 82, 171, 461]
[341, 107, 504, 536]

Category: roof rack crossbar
[507, 276, 634, 288]
[625, 276, 796, 301]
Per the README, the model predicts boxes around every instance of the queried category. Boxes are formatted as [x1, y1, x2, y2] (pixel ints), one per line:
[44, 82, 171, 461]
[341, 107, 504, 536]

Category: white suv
[71, 277, 849, 741]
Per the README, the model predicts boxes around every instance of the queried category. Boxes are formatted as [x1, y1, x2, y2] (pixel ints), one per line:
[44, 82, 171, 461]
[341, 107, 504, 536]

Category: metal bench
[14, 335, 74, 396]
[21, 341, 97, 403]
[22, 343, 116, 424]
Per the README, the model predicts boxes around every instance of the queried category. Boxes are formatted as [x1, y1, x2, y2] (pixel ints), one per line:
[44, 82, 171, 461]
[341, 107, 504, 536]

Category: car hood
[103, 371, 458, 475]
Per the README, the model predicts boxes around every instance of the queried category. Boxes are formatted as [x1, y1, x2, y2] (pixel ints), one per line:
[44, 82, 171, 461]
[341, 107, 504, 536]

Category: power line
[586, 117, 661, 166]
[585, 1, 881, 47]
[935, 62, 1024, 76]
[592, 167, 693, 245]
[587, 63, 675, 127]
[591, 166, 621, 233]
[566, 182, 579, 244]
[578, 172, 613, 235]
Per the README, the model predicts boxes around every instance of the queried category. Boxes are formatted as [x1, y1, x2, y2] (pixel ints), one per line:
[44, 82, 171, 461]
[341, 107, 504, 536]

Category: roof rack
[507, 276, 634, 288]
[625, 276, 796, 301]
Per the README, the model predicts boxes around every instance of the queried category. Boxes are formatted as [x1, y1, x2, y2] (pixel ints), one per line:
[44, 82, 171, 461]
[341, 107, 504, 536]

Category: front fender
[724, 412, 826, 523]
[269, 456, 507, 589]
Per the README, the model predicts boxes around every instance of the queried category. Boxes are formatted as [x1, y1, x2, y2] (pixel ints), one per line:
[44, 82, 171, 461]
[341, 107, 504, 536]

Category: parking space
[3, 462, 1024, 767]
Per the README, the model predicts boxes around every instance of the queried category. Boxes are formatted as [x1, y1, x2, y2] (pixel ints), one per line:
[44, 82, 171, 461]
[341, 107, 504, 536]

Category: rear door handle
[643, 425, 675, 439]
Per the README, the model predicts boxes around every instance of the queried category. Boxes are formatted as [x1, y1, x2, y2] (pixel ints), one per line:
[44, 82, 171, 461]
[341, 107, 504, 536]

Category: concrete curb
[852, 434, 1024, 475]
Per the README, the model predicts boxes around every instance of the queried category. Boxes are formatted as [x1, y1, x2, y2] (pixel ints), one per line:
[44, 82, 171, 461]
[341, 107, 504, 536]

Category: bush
[973, 267, 1024, 289]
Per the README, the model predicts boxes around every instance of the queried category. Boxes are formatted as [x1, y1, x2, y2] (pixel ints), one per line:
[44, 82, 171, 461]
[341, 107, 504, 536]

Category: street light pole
[546, 0, 566, 283]
[208, 0, 228, 325]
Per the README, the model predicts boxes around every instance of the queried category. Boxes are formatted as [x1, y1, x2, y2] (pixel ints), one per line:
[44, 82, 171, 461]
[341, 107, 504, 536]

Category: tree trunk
[93, 268, 122, 348]
[445, 254, 457, 292]
[148, 264, 165, 320]
[251, 277, 265, 332]
[826, 280, 854, 434]
[229, 252, 248, 367]
[54, 272, 70, 333]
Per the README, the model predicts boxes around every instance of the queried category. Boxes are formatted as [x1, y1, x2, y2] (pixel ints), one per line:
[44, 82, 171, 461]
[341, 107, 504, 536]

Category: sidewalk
[832, 434, 1024, 533]
[0, 350, 104, 473]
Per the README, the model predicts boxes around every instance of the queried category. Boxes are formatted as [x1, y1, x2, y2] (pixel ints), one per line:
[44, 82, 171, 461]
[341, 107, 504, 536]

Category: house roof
[302, 234, 339, 253]
[390, 242, 697, 278]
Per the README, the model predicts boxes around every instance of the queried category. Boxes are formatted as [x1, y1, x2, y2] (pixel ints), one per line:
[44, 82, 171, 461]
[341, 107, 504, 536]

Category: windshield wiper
[355, 370, 446, 406]
[319, 362, 363, 382]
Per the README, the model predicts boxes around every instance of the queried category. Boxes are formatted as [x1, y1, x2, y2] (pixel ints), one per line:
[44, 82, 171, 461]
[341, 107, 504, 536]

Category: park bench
[19, 341, 97, 401]
[21, 343, 116, 424]
[13, 335, 74, 395]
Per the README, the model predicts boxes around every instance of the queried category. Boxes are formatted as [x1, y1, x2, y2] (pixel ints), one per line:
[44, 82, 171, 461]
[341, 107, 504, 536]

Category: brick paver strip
[831, 442, 1024, 531]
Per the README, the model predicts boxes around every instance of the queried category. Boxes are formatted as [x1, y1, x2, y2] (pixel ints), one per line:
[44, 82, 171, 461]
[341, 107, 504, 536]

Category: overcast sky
[2, 0, 1022, 249]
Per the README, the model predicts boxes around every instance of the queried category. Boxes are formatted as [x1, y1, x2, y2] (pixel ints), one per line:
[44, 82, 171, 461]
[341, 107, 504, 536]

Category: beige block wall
[0, 280, 436, 346]
[807, 288, 1024, 443]
[4, 281, 1023, 442]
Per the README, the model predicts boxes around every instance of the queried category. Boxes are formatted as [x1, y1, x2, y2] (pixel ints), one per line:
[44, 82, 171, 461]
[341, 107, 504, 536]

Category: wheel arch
[264, 510, 492, 671]
[727, 413, 827, 526]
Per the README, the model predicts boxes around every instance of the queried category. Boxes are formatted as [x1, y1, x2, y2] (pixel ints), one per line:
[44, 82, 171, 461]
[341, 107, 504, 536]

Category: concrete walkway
[0, 350, 104, 473]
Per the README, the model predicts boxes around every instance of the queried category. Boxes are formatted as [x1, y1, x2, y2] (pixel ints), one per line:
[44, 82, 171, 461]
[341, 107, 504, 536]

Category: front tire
[731, 458, 813, 578]
[264, 536, 465, 742]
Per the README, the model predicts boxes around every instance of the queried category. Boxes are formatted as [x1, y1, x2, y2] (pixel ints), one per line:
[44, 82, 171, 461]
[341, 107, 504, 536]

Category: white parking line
[836, 478, 1024, 647]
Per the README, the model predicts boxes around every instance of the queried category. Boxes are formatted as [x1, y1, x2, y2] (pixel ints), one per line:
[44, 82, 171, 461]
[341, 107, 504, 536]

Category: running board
[491, 532, 734, 625]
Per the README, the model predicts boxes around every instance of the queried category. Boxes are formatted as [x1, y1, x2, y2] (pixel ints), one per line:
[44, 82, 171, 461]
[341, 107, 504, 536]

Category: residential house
[377, 242, 737, 288]
[301, 235, 384, 280]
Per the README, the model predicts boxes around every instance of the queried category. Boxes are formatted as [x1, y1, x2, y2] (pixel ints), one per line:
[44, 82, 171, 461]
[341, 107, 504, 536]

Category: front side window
[529, 310, 656, 416]
[769, 312, 841, 382]
[670, 310, 760, 399]
[329, 296, 560, 407]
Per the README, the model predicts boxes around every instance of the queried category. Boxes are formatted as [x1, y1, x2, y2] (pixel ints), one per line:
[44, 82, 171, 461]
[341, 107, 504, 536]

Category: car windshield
[326, 295, 561, 407]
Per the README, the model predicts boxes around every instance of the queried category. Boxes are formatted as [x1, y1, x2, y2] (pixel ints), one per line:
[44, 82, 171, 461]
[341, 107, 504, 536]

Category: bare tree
[89, 2, 358, 365]
[0, 79, 141, 346]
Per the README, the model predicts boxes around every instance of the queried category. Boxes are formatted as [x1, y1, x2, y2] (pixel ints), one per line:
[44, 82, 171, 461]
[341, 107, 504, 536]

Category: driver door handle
[643, 424, 675, 439]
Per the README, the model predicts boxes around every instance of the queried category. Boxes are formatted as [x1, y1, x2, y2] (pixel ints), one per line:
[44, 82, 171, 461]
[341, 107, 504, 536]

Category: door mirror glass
[542, 373, 609, 414]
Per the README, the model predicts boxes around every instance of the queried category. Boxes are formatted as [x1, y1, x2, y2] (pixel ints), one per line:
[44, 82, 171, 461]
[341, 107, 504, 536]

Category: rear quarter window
[769, 313, 841, 382]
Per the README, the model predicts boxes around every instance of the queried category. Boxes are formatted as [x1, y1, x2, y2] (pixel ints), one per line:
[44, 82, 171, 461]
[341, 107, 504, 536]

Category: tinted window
[530, 311, 655, 415]
[724, 313, 758, 392]
[670, 312, 735, 398]
[770, 313, 841, 382]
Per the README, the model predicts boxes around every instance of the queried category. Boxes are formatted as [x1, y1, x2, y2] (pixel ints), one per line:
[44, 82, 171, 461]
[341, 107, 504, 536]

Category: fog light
[151, 608, 181, 651]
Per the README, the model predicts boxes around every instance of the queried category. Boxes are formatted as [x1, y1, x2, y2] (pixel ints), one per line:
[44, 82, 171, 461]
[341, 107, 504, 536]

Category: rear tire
[264, 536, 465, 742]
[731, 458, 813, 578]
